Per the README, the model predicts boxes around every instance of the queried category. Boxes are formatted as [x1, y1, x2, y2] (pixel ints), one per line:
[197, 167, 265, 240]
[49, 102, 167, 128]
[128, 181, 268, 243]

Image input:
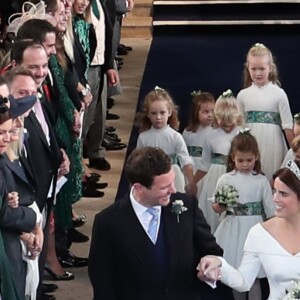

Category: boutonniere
[37, 92, 43, 100]
[283, 281, 300, 300]
[171, 200, 188, 223]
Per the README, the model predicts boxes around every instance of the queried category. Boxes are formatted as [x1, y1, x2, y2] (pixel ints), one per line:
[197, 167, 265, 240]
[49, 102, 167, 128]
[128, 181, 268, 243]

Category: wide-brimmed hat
[8, 94, 37, 118]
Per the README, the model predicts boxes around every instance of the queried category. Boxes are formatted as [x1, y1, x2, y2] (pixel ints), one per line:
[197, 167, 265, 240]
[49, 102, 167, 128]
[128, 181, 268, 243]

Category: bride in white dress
[197, 159, 300, 300]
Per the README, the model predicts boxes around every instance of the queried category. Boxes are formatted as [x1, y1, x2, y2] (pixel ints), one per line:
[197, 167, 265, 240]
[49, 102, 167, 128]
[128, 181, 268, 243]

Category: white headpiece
[285, 160, 300, 181]
[7, 1, 55, 36]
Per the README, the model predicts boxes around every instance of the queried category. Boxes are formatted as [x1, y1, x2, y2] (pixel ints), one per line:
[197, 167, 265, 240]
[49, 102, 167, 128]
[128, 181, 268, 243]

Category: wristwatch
[80, 88, 88, 96]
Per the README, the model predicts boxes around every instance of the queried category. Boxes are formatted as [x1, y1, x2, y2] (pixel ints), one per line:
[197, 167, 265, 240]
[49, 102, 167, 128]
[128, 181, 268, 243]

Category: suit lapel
[19, 153, 35, 184]
[4, 155, 29, 185]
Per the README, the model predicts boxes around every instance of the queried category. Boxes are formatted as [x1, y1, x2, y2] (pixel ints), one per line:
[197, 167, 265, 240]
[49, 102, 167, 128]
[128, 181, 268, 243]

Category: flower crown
[7, 1, 55, 35]
[237, 128, 251, 135]
[222, 89, 234, 98]
[285, 160, 300, 181]
[293, 113, 300, 121]
[190, 90, 202, 97]
[154, 85, 165, 93]
[253, 43, 266, 49]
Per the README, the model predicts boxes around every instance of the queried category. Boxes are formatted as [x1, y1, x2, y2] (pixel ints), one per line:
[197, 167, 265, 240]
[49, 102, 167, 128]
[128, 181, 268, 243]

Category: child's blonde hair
[291, 135, 300, 153]
[214, 90, 244, 128]
[139, 87, 180, 132]
[185, 91, 215, 132]
[243, 43, 280, 88]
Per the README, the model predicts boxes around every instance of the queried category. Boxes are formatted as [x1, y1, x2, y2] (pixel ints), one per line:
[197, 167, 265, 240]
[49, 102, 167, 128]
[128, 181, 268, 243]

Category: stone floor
[48, 37, 152, 300]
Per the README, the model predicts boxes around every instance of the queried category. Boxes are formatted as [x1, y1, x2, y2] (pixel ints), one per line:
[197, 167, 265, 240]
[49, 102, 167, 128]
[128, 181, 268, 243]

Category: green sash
[246, 111, 281, 125]
[187, 146, 203, 157]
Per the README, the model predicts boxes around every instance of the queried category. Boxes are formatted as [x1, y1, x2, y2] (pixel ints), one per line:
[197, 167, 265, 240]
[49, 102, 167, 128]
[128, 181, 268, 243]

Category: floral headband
[222, 89, 234, 98]
[253, 43, 266, 49]
[294, 113, 300, 121]
[237, 128, 251, 135]
[285, 160, 300, 181]
[190, 90, 202, 97]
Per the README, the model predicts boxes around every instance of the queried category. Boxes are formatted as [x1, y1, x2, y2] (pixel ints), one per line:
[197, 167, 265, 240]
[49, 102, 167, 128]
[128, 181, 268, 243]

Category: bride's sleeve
[219, 226, 262, 292]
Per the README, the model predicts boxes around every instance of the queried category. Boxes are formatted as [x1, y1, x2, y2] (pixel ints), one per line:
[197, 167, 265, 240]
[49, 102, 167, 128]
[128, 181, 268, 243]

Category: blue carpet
[116, 24, 300, 199]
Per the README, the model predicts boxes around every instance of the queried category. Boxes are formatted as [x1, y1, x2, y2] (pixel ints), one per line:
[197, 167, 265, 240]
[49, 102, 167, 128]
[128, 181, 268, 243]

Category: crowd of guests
[0, 0, 133, 299]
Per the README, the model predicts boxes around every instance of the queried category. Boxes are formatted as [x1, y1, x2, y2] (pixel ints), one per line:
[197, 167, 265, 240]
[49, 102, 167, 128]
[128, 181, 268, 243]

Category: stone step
[131, 0, 153, 16]
[121, 16, 152, 38]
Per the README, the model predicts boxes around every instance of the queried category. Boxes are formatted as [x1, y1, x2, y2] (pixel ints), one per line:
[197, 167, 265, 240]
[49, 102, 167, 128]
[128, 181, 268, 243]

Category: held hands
[196, 256, 222, 283]
[7, 192, 19, 208]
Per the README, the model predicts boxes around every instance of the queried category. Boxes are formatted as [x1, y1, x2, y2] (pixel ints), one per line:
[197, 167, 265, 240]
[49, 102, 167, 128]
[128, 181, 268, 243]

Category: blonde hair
[291, 135, 300, 153]
[139, 88, 180, 132]
[243, 43, 280, 88]
[214, 93, 244, 128]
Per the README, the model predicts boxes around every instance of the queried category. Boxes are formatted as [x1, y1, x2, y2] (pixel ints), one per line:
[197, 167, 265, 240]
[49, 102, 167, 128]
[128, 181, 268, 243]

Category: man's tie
[92, 0, 100, 19]
[34, 100, 49, 140]
[147, 207, 159, 244]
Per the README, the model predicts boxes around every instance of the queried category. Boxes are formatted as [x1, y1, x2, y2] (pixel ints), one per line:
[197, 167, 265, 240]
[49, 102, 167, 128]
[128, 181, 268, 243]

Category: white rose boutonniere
[283, 281, 300, 300]
[171, 200, 188, 223]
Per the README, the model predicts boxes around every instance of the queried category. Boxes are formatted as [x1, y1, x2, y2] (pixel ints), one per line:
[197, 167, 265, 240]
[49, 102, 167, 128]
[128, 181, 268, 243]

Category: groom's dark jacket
[89, 192, 225, 300]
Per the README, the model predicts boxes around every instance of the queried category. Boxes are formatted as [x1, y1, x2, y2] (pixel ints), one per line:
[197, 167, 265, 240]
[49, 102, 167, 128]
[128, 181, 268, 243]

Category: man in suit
[89, 147, 233, 300]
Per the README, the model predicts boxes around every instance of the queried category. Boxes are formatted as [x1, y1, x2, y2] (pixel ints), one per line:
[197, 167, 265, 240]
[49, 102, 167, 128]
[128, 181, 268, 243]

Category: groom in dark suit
[89, 147, 233, 300]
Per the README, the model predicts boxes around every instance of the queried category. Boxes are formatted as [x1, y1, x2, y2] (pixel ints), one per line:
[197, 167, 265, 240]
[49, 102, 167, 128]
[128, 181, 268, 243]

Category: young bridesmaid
[137, 86, 196, 195]
[197, 90, 244, 233]
[212, 130, 275, 300]
[237, 43, 293, 180]
[182, 90, 215, 191]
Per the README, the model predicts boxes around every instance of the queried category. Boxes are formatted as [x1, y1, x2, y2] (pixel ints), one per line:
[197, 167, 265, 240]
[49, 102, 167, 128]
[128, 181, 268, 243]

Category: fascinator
[8, 94, 37, 118]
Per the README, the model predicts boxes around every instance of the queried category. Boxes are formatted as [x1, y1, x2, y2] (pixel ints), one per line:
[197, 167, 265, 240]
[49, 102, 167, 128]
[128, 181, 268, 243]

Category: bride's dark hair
[273, 160, 300, 200]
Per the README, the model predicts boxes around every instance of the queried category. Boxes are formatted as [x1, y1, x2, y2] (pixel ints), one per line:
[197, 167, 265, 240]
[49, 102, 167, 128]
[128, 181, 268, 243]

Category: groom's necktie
[147, 207, 159, 244]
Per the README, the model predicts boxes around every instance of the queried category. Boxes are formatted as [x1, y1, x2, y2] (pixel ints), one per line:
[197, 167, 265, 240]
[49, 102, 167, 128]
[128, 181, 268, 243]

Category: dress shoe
[105, 125, 116, 132]
[106, 111, 120, 120]
[41, 293, 56, 300]
[83, 181, 108, 190]
[85, 173, 101, 182]
[82, 187, 105, 198]
[42, 283, 58, 294]
[119, 43, 133, 51]
[59, 252, 88, 268]
[72, 214, 87, 228]
[67, 228, 89, 243]
[117, 47, 128, 55]
[104, 132, 121, 143]
[102, 139, 127, 151]
[89, 157, 111, 171]
[44, 266, 75, 281]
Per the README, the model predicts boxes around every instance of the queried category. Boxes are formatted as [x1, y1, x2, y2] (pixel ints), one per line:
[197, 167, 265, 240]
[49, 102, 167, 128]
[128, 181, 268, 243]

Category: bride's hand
[196, 255, 222, 282]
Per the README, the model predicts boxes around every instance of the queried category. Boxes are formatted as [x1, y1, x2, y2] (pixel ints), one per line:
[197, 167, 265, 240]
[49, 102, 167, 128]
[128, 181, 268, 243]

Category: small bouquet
[283, 281, 300, 300]
[214, 185, 239, 212]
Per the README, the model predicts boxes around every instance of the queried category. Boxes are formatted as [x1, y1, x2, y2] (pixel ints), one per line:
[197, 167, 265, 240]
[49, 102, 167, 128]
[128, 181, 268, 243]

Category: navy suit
[89, 192, 233, 300]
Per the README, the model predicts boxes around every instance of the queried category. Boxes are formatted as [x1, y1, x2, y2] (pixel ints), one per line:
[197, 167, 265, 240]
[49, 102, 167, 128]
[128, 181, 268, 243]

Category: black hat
[8, 94, 37, 118]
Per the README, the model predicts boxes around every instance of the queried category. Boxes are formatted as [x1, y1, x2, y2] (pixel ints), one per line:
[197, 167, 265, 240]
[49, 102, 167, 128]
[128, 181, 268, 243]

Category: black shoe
[41, 293, 56, 300]
[89, 157, 111, 171]
[104, 132, 121, 143]
[82, 187, 105, 198]
[67, 228, 89, 243]
[42, 283, 58, 294]
[117, 47, 128, 55]
[85, 173, 101, 183]
[102, 140, 127, 151]
[106, 111, 120, 120]
[119, 43, 133, 51]
[105, 125, 116, 132]
[44, 266, 75, 281]
[72, 215, 87, 228]
[59, 252, 88, 268]
[83, 181, 108, 190]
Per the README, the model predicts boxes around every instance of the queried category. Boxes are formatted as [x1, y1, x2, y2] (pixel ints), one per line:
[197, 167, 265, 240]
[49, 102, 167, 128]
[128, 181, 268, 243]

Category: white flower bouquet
[214, 185, 239, 211]
[283, 281, 300, 300]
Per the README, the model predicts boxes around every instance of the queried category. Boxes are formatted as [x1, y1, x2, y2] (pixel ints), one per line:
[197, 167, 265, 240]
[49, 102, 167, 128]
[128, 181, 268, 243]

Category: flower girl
[237, 43, 293, 180]
[182, 90, 215, 191]
[212, 129, 275, 300]
[137, 86, 196, 195]
[197, 89, 244, 233]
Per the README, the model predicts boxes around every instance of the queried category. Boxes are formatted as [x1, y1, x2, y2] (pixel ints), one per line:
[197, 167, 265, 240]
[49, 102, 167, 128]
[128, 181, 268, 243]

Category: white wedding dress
[219, 223, 300, 300]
